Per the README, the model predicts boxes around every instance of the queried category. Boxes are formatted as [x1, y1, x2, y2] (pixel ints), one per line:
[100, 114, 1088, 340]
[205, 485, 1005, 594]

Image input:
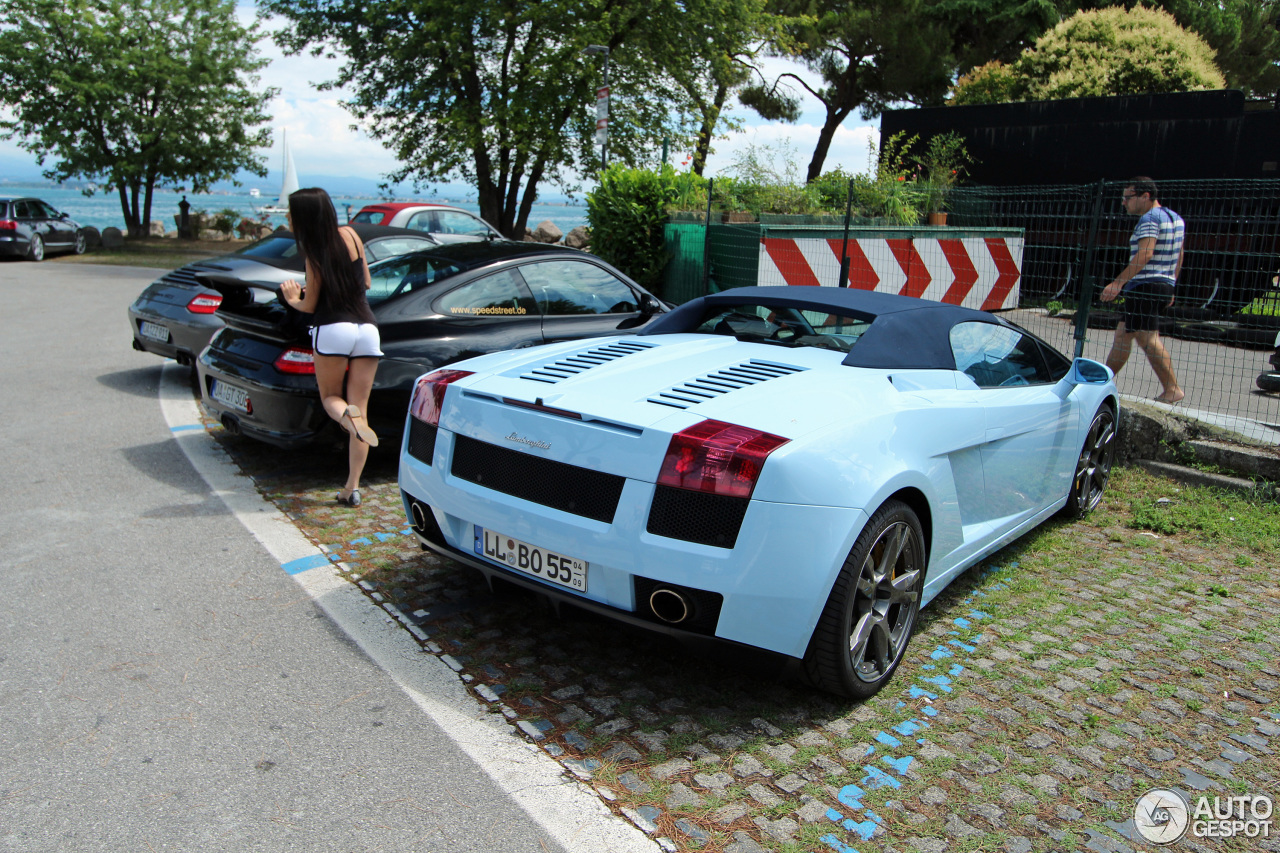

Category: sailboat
[256, 130, 299, 215]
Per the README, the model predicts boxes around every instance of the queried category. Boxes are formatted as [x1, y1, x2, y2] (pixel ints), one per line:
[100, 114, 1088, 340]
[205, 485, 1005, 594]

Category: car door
[517, 258, 648, 343]
[371, 259, 546, 396]
[33, 200, 73, 249]
[950, 321, 1077, 529]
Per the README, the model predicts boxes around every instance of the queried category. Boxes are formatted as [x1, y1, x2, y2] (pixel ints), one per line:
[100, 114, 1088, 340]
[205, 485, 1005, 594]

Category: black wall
[881, 90, 1279, 185]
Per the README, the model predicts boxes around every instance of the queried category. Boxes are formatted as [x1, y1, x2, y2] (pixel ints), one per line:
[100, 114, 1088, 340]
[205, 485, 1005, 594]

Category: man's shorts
[312, 322, 383, 358]
[1121, 279, 1175, 333]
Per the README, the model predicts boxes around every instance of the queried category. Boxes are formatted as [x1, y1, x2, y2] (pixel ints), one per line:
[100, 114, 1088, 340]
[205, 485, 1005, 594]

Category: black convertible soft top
[640, 286, 1021, 371]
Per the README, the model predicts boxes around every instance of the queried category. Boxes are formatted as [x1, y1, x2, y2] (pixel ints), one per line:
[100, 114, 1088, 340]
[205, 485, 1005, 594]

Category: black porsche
[195, 240, 667, 448]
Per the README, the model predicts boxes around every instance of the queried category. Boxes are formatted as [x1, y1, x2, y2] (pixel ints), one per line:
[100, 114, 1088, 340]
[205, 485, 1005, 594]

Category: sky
[0, 6, 881, 195]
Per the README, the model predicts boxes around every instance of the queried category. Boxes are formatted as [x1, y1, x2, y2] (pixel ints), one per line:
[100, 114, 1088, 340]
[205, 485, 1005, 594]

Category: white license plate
[211, 380, 251, 413]
[140, 321, 169, 342]
[473, 526, 587, 591]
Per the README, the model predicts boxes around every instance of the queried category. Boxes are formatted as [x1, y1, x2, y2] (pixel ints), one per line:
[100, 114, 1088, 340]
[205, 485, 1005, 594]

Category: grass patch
[52, 235, 249, 269]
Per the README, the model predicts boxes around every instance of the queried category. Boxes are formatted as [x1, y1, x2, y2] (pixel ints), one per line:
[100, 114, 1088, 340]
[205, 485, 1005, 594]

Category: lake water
[10, 184, 589, 236]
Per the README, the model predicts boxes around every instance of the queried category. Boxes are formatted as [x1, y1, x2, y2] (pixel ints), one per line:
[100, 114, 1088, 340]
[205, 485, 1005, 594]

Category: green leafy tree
[264, 0, 777, 238]
[0, 0, 275, 237]
[952, 6, 1225, 103]
[1066, 0, 1279, 99]
[746, 0, 1060, 182]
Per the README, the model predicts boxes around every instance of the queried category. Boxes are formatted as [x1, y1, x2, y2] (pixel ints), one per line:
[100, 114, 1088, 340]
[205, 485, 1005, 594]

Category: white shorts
[311, 322, 383, 358]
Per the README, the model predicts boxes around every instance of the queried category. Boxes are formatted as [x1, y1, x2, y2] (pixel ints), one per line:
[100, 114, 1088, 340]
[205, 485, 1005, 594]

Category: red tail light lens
[273, 346, 315, 374]
[0, 220, 17, 231]
[187, 293, 223, 313]
[657, 419, 789, 499]
[410, 369, 474, 426]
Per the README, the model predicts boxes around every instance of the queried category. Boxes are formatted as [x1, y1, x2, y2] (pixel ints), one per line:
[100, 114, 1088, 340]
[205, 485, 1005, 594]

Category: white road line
[159, 362, 659, 853]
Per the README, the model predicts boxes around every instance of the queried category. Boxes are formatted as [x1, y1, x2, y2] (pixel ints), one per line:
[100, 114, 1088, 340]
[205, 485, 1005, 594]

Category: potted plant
[915, 132, 973, 226]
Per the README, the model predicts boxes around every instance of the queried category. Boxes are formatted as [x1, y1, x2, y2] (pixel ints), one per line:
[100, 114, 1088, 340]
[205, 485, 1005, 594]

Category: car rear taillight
[0, 220, 16, 231]
[657, 419, 789, 499]
[409, 369, 474, 426]
[273, 346, 315, 375]
[187, 293, 223, 313]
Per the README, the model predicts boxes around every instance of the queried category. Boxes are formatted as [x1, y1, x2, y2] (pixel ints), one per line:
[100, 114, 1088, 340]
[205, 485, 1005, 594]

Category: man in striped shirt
[1100, 176, 1186, 404]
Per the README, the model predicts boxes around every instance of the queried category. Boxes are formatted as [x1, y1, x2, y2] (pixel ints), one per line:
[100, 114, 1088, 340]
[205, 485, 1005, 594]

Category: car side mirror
[1054, 357, 1111, 398]
[640, 294, 662, 316]
[57, 212, 68, 220]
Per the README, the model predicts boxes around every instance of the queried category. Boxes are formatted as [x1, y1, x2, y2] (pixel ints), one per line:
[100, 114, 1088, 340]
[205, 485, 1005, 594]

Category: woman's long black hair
[288, 187, 367, 319]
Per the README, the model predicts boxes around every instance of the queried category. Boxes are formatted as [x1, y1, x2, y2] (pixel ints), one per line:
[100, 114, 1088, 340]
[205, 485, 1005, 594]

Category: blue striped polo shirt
[1126, 205, 1184, 290]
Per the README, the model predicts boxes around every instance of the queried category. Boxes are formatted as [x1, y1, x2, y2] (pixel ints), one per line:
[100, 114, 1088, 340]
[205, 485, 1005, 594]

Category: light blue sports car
[398, 287, 1118, 698]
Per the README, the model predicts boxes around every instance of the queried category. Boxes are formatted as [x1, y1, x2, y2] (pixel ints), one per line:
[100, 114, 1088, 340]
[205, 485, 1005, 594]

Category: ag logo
[1134, 788, 1190, 845]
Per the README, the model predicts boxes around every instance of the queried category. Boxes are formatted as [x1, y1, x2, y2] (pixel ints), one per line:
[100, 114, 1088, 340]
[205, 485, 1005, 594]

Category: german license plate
[211, 380, 251, 413]
[473, 526, 587, 591]
[140, 321, 169, 342]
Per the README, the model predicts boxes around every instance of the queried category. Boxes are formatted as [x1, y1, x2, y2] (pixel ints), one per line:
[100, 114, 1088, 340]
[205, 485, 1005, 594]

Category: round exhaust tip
[219, 414, 240, 435]
[410, 501, 429, 534]
[649, 588, 692, 624]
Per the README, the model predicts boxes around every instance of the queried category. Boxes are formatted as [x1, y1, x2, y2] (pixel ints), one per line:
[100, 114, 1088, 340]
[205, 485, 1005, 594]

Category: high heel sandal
[336, 489, 361, 507]
[340, 405, 379, 446]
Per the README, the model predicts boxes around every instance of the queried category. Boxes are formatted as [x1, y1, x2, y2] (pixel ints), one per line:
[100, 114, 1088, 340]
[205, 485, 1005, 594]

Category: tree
[746, 0, 1061, 182]
[1080, 0, 1280, 99]
[264, 0, 773, 238]
[952, 6, 1225, 104]
[0, 0, 275, 238]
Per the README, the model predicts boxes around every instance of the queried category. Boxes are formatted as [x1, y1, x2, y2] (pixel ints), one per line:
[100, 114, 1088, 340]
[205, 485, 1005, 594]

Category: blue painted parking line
[169, 424, 205, 433]
[281, 554, 331, 575]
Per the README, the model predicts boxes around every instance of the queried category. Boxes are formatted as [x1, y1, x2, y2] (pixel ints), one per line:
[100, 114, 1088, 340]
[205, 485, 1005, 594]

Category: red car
[349, 202, 501, 242]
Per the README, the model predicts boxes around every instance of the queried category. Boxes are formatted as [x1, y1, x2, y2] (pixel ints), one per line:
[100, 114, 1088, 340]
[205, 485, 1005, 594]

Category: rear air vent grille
[647, 360, 806, 409]
[520, 340, 655, 384]
[451, 435, 624, 522]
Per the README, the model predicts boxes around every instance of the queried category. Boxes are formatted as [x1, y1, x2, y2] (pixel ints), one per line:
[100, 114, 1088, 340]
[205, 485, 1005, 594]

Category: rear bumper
[397, 425, 865, 659]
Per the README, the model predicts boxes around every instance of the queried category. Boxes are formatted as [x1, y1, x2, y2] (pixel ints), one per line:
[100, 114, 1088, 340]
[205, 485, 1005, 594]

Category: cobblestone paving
[207, 425, 1280, 853]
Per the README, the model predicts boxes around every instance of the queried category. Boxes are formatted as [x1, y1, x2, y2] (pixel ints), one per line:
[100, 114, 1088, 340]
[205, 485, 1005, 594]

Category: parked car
[397, 286, 1119, 699]
[128, 224, 437, 367]
[196, 240, 666, 448]
[0, 197, 87, 261]
[1256, 329, 1280, 392]
[349, 202, 502, 241]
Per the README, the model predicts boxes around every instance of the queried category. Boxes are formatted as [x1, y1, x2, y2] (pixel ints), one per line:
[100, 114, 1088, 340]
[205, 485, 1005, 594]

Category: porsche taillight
[656, 419, 788, 499]
[187, 293, 223, 313]
[409, 369, 474, 426]
[273, 346, 315, 374]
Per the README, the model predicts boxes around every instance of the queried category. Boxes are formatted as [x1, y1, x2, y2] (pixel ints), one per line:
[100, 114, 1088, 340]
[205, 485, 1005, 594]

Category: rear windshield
[349, 210, 382, 224]
[233, 235, 299, 260]
[695, 302, 873, 354]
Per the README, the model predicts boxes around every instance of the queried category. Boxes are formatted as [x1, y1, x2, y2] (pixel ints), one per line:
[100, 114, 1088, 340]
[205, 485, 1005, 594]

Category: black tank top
[313, 245, 376, 326]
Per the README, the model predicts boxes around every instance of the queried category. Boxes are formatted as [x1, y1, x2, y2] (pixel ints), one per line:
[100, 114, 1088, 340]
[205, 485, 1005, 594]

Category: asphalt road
[0, 260, 575, 851]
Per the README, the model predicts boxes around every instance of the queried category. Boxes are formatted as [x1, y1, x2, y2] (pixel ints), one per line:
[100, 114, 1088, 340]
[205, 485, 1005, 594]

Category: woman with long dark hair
[279, 187, 380, 507]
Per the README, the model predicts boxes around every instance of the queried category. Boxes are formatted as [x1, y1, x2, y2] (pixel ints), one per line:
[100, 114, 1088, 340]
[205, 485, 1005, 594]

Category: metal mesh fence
[661, 177, 1280, 443]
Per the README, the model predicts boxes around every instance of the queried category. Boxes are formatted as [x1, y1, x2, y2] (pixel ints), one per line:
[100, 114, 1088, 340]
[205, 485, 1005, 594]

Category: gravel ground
[202, 409, 1280, 853]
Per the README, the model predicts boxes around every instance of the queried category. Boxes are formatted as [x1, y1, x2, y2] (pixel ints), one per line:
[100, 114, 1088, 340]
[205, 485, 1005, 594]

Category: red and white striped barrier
[759, 235, 1024, 311]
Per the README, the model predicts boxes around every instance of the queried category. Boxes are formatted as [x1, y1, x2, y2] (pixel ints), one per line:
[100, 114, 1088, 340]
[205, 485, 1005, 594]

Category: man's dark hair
[1127, 176, 1158, 200]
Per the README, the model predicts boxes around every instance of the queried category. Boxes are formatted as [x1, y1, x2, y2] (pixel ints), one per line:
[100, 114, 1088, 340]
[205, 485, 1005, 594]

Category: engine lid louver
[520, 340, 655, 384]
[648, 360, 807, 409]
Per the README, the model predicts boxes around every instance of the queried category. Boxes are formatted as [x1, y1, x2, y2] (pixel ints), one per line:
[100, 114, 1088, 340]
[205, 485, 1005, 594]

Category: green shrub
[586, 163, 679, 295]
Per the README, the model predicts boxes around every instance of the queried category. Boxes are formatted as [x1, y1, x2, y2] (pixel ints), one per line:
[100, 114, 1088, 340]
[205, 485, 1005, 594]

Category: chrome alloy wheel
[848, 519, 923, 683]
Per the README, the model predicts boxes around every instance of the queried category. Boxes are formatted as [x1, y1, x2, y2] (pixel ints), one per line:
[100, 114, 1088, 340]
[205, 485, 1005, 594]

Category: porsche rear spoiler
[197, 273, 309, 343]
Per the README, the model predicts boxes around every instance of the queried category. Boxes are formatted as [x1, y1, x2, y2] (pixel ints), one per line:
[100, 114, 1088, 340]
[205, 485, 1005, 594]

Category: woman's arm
[280, 257, 321, 313]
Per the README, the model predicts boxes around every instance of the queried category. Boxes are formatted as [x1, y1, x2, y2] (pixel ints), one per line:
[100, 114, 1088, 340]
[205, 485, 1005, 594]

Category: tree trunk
[805, 106, 850, 184]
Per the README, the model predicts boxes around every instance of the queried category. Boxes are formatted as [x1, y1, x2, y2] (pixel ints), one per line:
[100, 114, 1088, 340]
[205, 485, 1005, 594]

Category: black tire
[26, 234, 44, 262]
[803, 499, 926, 700]
[1257, 372, 1280, 394]
[1062, 404, 1116, 518]
[73, 230, 87, 254]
